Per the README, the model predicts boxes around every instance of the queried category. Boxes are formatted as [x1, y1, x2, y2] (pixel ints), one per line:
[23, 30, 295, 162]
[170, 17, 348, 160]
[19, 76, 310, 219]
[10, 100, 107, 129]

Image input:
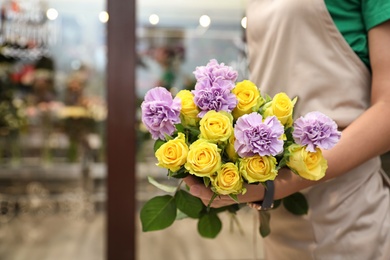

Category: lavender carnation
[293, 111, 341, 152]
[141, 87, 181, 140]
[234, 112, 284, 157]
[192, 59, 238, 117]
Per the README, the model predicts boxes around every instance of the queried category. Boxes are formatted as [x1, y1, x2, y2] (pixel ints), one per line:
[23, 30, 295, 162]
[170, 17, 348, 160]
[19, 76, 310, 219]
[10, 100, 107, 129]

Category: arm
[184, 20, 390, 207]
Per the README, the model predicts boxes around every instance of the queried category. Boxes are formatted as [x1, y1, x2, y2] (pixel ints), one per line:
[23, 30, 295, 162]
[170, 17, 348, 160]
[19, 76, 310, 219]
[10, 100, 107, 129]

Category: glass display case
[0, 0, 107, 259]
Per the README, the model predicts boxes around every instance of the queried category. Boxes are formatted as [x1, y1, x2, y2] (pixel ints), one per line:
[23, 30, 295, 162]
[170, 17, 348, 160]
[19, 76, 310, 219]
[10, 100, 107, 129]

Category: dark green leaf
[175, 190, 205, 218]
[228, 193, 239, 203]
[175, 124, 185, 133]
[277, 156, 287, 170]
[176, 209, 188, 220]
[154, 139, 166, 153]
[209, 204, 241, 214]
[168, 167, 189, 178]
[140, 195, 177, 231]
[203, 177, 211, 187]
[283, 192, 308, 215]
[273, 199, 282, 209]
[197, 212, 222, 238]
[185, 126, 200, 143]
[284, 127, 294, 142]
[259, 210, 271, 237]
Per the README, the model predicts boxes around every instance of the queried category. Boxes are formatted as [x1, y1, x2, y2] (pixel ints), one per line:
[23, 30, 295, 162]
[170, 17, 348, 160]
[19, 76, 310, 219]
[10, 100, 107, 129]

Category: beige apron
[246, 0, 390, 259]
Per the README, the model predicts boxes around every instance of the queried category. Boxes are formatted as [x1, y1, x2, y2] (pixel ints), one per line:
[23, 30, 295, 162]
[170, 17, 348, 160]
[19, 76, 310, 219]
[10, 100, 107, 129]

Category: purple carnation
[193, 59, 238, 90]
[192, 59, 238, 117]
[193, 86, 237, 117]
[293, 111, 341, 152]
[141, 87, 181, 140]
[234, 112, 284, 157]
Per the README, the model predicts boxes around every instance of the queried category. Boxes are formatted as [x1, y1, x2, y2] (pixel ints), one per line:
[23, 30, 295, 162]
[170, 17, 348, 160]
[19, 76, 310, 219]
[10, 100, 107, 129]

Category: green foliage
[153, 139, 166, 152]
[197, 212, 222, 238]
[175, 190, 205, 218]
[168, 167, 189, 178]
[140, 195, 177, 232]
[259, 211, 271, 237]
[283, 192, 308, 215]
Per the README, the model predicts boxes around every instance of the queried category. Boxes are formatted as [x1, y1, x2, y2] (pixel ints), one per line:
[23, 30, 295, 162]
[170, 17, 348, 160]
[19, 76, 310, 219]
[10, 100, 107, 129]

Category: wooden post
[106, 0, 136, 259]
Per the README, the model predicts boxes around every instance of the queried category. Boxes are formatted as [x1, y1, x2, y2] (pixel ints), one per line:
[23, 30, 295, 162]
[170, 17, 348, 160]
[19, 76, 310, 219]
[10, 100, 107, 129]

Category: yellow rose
[239, 155, 278, 183]
[212, 162, 245, 195]
[263, 92, 297, 127]
[185, 139, 222, 178]
[155, 133, 189, 172]
[232, 80, 265, 119]
[199, 110, 233, 143]
[286, 144, 328, 181]
[176, 90, 200, 126]
[225, 134, 238, 162]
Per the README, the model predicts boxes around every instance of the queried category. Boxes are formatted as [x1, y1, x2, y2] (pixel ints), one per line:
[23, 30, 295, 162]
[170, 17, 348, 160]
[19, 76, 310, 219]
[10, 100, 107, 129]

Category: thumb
[189, 184, 215, 200]
[189, 184, 201, 196]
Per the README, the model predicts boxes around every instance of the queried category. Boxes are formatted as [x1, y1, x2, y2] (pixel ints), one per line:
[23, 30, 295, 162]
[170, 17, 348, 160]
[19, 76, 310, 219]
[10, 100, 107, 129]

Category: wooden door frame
[106, 0, 136, 259]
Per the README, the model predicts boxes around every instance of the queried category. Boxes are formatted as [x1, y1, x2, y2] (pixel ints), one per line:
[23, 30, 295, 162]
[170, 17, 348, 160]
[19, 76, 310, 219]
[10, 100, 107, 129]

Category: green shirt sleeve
[363, 0, 390, 30]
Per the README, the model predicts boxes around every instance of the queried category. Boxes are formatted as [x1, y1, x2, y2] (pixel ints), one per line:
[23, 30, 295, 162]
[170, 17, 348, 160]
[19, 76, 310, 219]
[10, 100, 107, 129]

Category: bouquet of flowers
[140, 59, 341, 238]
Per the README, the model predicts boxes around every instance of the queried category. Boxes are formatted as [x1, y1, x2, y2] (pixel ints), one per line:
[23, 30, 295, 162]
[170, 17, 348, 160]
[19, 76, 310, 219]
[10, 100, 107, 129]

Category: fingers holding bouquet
[183, 175, 237, 208]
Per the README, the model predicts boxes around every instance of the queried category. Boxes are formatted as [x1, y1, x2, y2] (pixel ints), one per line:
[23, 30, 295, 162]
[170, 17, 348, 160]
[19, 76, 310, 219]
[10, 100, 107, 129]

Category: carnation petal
[293, 111, 341, 151]
[141, 87, 182, 140]
[234, 113, 284, 157]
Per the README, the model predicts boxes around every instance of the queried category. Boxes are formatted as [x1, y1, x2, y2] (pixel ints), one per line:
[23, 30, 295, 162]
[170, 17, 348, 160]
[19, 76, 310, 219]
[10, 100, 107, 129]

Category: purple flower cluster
[293, 111, 341, 152]
[234, 112, 284, 157]
[192, 59, 238, 117]
[141, 87, 181, 140]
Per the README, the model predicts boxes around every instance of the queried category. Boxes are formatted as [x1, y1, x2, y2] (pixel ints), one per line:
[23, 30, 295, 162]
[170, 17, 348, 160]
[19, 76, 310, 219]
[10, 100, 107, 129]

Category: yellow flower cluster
[154, 80, 328, 196]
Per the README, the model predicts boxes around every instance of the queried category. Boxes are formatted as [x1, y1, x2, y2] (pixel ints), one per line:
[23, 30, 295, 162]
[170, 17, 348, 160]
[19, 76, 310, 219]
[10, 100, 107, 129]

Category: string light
[241, 16, 247, 29]
[149, 14, 159, 25]
[199, 15, 211, 28]
[99, 11, 109, 23]
[46, 8, 58, 21]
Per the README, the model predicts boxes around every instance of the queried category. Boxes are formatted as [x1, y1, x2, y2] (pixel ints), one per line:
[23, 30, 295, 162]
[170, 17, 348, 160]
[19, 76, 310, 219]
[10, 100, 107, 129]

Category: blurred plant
[59, 97, 106, 162]
[0, 62, 28, 163]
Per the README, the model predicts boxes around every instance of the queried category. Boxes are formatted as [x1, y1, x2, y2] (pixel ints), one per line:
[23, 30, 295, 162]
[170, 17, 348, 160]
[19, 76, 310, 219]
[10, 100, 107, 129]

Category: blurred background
[0, 0, 389, 260]
[0, 0, 263, 259]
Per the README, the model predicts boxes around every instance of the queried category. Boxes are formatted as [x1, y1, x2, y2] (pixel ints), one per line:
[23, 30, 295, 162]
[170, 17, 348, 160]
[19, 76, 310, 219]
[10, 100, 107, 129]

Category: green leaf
[203, 177, 211, 187]
[259, 210, 271, 237]
[186, 126, 200, 143]
[147, 176, 177, 193]
[175, 123, 185, 133]
[176, 209, 189, 220]
[273, 199, 282, 209]
[140, 195, 177, 232]
[228, 193, 239, 203]
[168, 167, 189, 179]
[284, 127, 294, 142]
[175, 190, 205, 218]
[209, 204, 240, 214]
[197, 212, 222, 238]
[277, 156, 287, 170]
[154, 139, 166, 153]
[283, 192, 308, 215]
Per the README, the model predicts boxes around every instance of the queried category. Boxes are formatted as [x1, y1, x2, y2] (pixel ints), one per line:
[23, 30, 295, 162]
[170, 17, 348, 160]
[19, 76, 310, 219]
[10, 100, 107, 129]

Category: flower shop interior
[1, 0, 390, 260]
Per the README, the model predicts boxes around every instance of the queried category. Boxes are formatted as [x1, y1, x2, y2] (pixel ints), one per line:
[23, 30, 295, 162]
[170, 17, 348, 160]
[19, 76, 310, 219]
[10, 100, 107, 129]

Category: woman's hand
[183, 174, 266, 208]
